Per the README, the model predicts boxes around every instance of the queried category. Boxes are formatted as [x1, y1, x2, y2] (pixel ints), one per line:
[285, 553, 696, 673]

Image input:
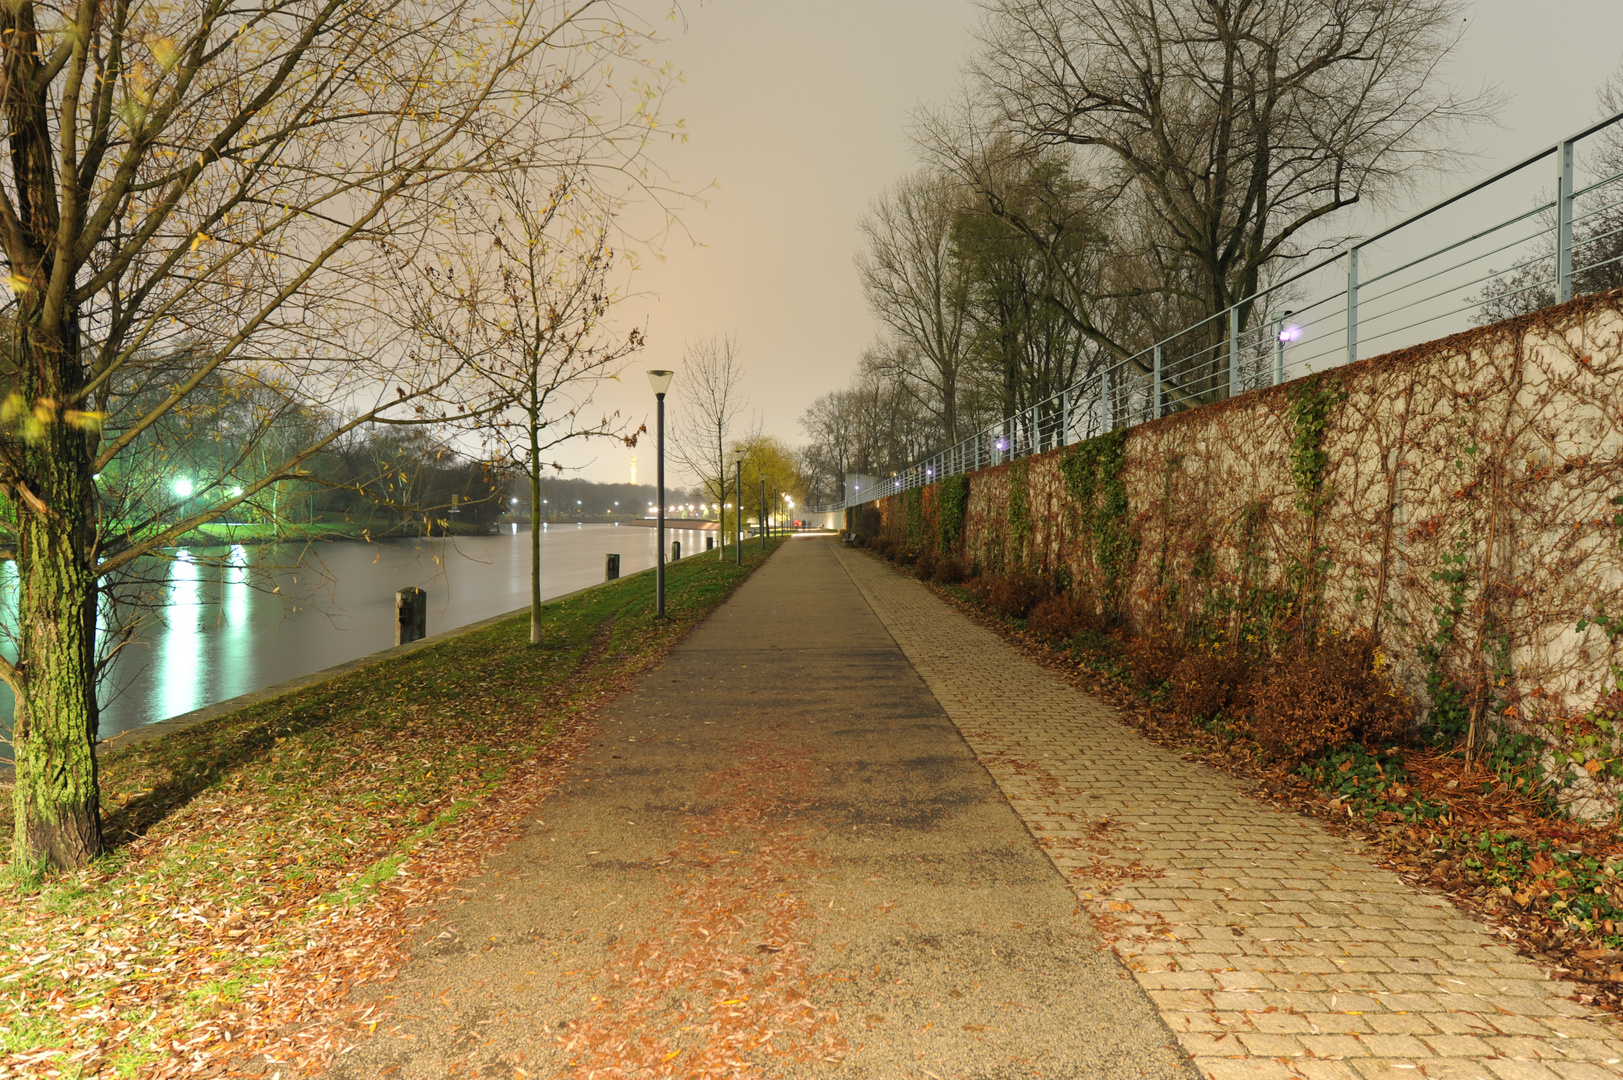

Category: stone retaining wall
[861, 289, 1623, 809]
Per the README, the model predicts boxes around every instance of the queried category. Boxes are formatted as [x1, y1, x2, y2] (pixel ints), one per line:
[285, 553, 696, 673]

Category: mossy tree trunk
[7, 323, 104, 869]
[2, 0, 103, 869]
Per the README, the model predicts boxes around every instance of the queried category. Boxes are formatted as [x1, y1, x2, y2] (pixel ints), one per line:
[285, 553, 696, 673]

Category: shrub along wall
[863, 289, 1623, 814]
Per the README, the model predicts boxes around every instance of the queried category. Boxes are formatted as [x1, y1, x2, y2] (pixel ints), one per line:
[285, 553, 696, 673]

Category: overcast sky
[569, 0, 1623, 486]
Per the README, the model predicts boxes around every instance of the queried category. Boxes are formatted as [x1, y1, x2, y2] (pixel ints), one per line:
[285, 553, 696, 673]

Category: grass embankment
[0, 540, 784, 1079]
[877, 552, 1623, 1013]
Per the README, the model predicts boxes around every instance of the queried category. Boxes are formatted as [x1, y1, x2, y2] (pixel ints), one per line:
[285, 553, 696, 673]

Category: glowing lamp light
[995, 438, 1009, 452]
[173, 477, 194, 498]
[229, 486, 243, 498]
[1278, 324, 1303, 344]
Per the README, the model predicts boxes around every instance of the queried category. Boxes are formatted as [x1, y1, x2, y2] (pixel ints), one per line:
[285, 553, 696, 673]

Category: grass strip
[0, 539, 784, 1079]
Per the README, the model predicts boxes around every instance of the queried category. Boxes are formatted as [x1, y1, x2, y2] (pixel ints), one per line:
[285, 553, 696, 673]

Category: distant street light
[647, 368, 674, 615]
[173, 477, 193, 498]
[730, 450, 746, 566]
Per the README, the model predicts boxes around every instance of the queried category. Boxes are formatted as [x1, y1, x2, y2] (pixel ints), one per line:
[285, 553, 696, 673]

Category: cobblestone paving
[833, 543, 1623, 1080]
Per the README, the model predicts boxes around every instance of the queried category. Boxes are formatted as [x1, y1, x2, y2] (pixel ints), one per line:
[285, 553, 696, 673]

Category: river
[0, 523, 719, 746]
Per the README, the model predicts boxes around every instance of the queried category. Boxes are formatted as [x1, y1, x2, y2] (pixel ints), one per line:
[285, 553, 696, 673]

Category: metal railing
[829, 110, 1623, 512]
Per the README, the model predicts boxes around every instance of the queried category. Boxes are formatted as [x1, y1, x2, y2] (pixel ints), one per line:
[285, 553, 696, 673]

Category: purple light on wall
[995, 437, 1009, 452]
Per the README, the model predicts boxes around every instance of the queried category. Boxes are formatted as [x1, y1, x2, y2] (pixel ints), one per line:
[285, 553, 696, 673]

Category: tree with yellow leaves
[0, 0, 672, 869]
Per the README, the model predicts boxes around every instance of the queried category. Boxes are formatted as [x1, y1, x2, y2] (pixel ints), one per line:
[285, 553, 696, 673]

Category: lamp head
[646, 369, 675, 396]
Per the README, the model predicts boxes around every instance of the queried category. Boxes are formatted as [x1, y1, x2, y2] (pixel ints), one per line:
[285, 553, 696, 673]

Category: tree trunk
[10, 337, 103, 869]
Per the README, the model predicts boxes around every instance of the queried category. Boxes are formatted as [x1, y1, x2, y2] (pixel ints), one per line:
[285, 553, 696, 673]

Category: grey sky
[573, 0, 1622, 486]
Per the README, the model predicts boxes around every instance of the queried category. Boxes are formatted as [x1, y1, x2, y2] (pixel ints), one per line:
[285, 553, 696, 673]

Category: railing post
[1346, 246, 1360, 366]
[1059, 385, 1070, 447]
[1153, 344, 1162, 419]
[1273, 320, 1285, 386]
[1557, 138, 1576, 303]
[1227, 306, 1240, 399]
[1101, 367, 1112, 432]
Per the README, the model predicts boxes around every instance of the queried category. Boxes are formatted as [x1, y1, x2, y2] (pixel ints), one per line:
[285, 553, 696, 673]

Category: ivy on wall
[905, 486, 925, 550]
[1285, 375, 1345, 634]
[1061, 430, 1136, 620]
[1009, 459, 1032, 557]
[863, 289, 1623, 815]
[1289, 375, 1343, 514]
[938, 475, 969, 554]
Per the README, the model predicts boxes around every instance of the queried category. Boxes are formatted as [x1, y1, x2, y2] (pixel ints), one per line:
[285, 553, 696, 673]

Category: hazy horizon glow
[553, 0, 1622, 486]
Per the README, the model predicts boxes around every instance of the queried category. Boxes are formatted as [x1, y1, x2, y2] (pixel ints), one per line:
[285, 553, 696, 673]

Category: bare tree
[0, 0, 669, 869]
[799, 388, 859, 504]
[857, 171, 975, 443]
[1476, 65, 1623, 323]
[404, 170, 644, 645]
[672, 335, 751, 557]
[967, 0, 1488, 394]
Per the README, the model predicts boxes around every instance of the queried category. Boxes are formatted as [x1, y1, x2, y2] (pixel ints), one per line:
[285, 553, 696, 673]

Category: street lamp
[647, 369, 674, 615]
[730, 450, 746, 566]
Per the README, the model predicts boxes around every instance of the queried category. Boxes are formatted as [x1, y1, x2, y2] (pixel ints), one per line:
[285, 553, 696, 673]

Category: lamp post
[730, 451, 746, 566]
[647, 369, 674, 616]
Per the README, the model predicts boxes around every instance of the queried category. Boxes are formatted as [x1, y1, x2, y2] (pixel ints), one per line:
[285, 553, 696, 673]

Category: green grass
[0, 539, 785, 1077]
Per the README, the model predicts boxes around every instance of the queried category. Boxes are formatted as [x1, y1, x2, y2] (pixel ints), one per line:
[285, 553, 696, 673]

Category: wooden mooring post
[395, 587, 427, 646]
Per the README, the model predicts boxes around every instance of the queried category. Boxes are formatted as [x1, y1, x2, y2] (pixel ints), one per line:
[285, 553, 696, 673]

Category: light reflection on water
[0, 524, 716, 745]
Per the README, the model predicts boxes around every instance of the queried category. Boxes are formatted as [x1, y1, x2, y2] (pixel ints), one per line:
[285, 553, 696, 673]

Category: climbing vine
[938, 474, 969, 554]
[1288, 375, 1343, 514]
[1060, 430, 1136, 620]
[1008, 458, 1031, 556]
[904, 486, 924, 550]
[865, 291, 1623, 814]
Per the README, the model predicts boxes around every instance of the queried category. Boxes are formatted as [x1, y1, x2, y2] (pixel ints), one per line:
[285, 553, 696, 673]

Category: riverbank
[0, 539, 787, 1079]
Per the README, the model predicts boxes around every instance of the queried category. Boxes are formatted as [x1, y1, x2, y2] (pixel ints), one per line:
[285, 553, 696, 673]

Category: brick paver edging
[833, 542, 1623, 1080]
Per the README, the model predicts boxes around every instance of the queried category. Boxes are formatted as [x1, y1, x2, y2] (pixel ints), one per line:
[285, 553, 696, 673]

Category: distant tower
[629, 454, 637, 486]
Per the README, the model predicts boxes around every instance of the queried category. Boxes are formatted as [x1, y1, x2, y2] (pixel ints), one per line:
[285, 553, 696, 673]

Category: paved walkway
[834, 542, 1623, 1080]
[329, 537, 1193, 1078]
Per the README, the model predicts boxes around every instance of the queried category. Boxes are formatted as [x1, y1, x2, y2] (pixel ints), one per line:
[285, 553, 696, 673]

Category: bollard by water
[395, 587, 427, 646]
[706, 535, 714, 551]
[671, 540, 680, 562]
[605, 553, 620, 581]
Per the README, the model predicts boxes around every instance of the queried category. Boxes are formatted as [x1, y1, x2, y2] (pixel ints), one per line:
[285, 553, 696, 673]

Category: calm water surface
[0, 523, 716, 744]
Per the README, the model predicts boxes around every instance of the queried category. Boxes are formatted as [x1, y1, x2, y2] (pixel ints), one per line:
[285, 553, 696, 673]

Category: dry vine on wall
[864, 289, 1623, 815]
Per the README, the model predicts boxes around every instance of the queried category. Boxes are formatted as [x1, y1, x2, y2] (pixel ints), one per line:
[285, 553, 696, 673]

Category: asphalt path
[328, 537, 1195, 1079]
